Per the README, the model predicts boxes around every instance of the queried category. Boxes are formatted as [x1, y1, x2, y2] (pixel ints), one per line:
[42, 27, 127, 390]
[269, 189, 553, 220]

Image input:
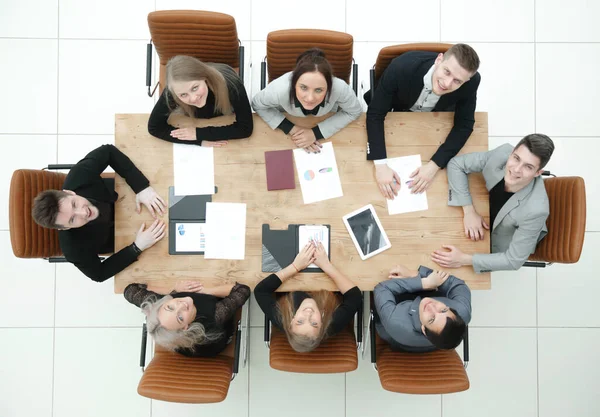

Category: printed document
[175, 222, 206, 252]
[173, 144, 214, 196]
[298, 225, 329, 269]
[204, 202, 246, 260]
[293, 142, 343, 204]
[385, 155, 429, 215]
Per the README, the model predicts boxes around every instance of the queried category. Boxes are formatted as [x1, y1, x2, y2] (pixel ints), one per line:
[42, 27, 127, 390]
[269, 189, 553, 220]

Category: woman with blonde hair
[148, 55, 253, 147]
[255, 241, 361, 352]
[252, 48, 362, 153]
[124, 280, 250, 357]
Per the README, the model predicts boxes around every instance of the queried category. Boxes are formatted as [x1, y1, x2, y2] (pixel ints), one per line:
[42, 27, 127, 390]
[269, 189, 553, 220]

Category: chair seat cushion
[269, 325, 358, 373]
[376, 341, 469, 394]
[138, 349, 233, 403]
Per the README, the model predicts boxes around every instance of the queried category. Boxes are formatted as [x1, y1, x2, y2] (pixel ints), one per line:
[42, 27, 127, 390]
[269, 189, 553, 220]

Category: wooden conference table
[114, 112, 490, 293]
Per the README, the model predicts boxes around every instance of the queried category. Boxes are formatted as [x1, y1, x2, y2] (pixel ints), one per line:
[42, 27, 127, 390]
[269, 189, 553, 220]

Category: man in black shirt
[32, 145, 166, 282]
[365, 44, 481, 199]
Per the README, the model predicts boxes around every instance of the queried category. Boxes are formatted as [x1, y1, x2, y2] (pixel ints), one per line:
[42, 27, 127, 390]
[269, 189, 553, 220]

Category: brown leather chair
[263, 293, 363, 373]
[367, 43, 454, 103]
[261, 29, 358, 95]
[525, 175, 586, 267]
[137, 303, 248, 403]
[146, 10, 244, 97]
[367, 297, 470, 394]
[8, 166, 114, 261]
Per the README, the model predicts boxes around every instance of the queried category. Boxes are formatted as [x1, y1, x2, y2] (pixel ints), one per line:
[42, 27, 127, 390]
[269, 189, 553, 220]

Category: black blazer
[366, 51, 481, 167]
[59, 145, 149, 282]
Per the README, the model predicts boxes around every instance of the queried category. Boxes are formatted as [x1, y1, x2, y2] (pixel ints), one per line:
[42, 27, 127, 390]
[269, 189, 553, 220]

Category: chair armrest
[352, 60, 358, 96]
[45, 164, 76, 170]
[260, 58, 267, 90]
[140, 323, 148, 371]
[146, 42, 153, 96]
[356, 291, 364, 350]
[369, 310, 377, 369]
[369, 68, 376, 103]
[264, 313, 270, 348]
[238, 43, 245, 84]
[462, 326, 469, 368]
[231, 319, 242, 380]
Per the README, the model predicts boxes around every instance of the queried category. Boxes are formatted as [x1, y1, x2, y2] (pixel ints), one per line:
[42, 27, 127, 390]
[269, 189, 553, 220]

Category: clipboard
[168, 186, 217, 255]
[261, 223, 331, 273]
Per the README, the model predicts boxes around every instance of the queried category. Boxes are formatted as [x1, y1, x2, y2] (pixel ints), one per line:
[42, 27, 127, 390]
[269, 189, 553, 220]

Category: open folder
[168, 186, 216, 255]
[261, 224, 330, 273]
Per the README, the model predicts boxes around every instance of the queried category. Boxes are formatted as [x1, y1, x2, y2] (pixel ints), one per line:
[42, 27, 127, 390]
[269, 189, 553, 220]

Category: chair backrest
[530, 176, 586, 263]
[137, 308, 242, 403]
[266, 29, 354, 84]
[148, 10, 240, 94]
[269, 324, 358, 373]
[9, 169, 67, 258]
[373, 43, 454, 84]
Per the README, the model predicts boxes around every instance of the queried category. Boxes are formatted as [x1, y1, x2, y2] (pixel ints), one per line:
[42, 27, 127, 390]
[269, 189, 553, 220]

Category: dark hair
[32, 190, 70, 229]
[423, 308, 466, 350]
[289, 48, 333, 105]
[444, 44, 480, 74]
[514, 133, 555, 170]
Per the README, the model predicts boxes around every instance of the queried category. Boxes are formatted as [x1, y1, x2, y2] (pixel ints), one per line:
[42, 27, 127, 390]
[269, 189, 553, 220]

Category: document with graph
[298, 225, 330, 269]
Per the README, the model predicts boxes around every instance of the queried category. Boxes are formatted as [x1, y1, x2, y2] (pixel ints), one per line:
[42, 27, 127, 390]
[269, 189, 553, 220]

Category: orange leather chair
[525, 175, 586, 267]
[8, 167, 114, 261]
[137, 302, 249, 403]
[263, 293, 363, 373]
[367, 43, 454, 103]
[261, 29, 358, 95]
[367, 295, 470, 394]
[146, 10, 245, 97]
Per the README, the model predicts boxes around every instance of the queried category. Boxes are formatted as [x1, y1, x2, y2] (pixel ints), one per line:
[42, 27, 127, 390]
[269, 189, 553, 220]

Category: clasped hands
[292, 240, 329, 271]
[289, 126, 322, 154]
[170, 127, 228, 148]
[388, 264, 450, 289]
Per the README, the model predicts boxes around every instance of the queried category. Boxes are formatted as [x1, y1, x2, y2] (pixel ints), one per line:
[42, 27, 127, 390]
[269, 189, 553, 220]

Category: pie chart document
[293, 142, 343, 204]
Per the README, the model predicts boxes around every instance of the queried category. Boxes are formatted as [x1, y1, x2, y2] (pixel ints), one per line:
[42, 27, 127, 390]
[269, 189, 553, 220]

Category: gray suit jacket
[447, 143, 549, 273]
[373, 266, 472, 352]
[251, 72, 362, 139]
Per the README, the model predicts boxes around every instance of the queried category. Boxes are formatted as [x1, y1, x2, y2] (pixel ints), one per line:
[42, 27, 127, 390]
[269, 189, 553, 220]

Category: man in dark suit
[32, 144, 166, 282]
[365, 44, 481, 199]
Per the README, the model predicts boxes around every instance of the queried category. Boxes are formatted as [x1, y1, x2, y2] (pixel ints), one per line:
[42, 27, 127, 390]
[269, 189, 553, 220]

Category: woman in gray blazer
[252, 48, 363, 153]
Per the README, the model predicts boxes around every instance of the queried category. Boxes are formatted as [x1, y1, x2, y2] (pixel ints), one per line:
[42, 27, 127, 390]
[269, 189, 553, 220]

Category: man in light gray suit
[374, 265, 471, 352]
[431, 134, 555, 273]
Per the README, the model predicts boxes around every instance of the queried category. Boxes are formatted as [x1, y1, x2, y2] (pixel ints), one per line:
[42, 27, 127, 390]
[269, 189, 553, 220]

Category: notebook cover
[265, 149, 295, 191]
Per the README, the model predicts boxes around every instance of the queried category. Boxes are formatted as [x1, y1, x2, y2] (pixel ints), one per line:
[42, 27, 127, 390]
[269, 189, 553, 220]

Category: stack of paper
[293, 142, 343, 204]
[204, 202, 247, 260]
[173, 144, 215, 196]
[385, 155, 429, 215]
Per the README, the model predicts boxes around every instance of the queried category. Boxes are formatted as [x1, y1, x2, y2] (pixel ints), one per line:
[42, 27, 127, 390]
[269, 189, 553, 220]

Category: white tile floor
[0, 1, 598, 416]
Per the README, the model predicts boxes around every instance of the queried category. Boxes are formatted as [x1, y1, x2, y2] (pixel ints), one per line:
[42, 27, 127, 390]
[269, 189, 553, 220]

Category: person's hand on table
[291, 127, 319, 150]
[375, 164, 401, 200]
[431, 245, 471, 268]
[292, 242, 316, 272]
[303, 141, 323, 154]
[312, 241, 330, 269]
[388, 264, 418, 279]
[463, 206, 489, 241]
[136, 186, 166, 218]
[174, 280, 204, 293]
[408, 160, 440, 194]
[422, 270, 450, 290]
[170, 127, 196, 141]
[201, 140, 228, 148]
[134, 219, 166, 251]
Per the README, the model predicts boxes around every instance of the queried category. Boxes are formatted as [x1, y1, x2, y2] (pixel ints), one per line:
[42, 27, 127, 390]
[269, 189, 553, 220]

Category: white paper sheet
[385, 155, 429, 215]
[293, 142, 343, 204]
[204, 202, 246, 260]
[175, 222, 206, 252]
[173, 144, 215, 196]
[298, 225, 330, 269]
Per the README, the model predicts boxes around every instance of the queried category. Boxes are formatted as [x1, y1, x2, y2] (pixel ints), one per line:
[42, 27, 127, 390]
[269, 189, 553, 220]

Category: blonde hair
[141, 295, 223, 352]
[165, 55, 239, 118]
[277, 291, 341, 353]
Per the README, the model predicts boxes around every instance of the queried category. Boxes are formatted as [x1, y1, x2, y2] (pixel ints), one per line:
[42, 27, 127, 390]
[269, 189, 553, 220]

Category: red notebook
[265, 149, 295, 191]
